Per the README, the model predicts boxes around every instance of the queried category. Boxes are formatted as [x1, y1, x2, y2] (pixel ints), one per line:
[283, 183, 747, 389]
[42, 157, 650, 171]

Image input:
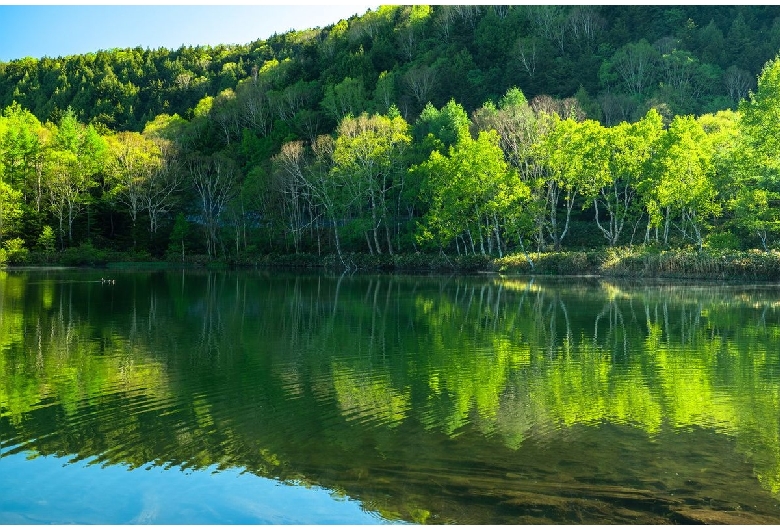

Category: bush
[37, 226, 56, 253]
[60, 241, 108, 266]
[453, 254, 492, 272]
[705, 231, 742, 251]
[2, 238, 30, 264]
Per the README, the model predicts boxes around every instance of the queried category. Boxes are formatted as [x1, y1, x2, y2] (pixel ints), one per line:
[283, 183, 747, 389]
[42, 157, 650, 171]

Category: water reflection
[2, 270, 780, 523]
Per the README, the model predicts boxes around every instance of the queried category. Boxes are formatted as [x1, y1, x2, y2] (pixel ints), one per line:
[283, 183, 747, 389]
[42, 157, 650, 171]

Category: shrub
[705, 231, 742, 251]
[454, 254, 492, 272]
[2, 238, 29, 264]
[60, 241, 108, 266]
[37, 226, 56, 253]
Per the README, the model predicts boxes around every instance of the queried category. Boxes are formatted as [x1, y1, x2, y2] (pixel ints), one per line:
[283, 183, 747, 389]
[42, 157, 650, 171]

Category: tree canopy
[1, 6, 780, 264]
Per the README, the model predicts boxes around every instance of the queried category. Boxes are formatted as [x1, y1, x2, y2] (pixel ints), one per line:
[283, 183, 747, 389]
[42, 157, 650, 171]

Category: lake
[2, 269, 780, 524]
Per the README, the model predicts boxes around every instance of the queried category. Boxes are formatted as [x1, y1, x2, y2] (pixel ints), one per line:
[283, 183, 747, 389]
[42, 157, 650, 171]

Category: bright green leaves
[333, 113, 410, 177]
[44, 110, 108, 246]
[0, 179, 23, 244]
[412, 99, 471, 156]
[0, 104, 43, 246]
[322, 77, 367, 122]
[332, 112, 411, 255]
[738, 55, 780, 181]
[416, 129, 527, 255]
[645, 115, 720, 249]
[535, 116, 609, 249]
[731, 188, 780, 251]
[727, 56, 780, 247]
[0, 102, 44, 190]
[595, 109, 663, 245]
[106, 131, 174, 243]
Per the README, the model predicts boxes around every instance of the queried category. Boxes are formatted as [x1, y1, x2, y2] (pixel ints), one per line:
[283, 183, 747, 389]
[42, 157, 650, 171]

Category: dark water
[2, 269, 780, 524]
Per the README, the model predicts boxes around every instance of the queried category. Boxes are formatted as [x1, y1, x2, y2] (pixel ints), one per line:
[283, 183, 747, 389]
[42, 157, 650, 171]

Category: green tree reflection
[3, 271, 780, 522]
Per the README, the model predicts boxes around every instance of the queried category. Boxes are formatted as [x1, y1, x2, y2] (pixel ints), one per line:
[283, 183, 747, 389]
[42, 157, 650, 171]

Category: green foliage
[494, 247, 780, 281]
[37, 225, 56, 253]
[412, 99, 470, 153]
[416, 128, 526, 255]
[738, 54, 780, 186]
[60, 241, 108, 266]
[0, 179, 23, 241]
[1, 237, 29, 263]
[167, 212, 189, 261]
[0, 7, 779, 267]
[644, 115, 720, 249]
[496, 251, 598, 275]
[1, 7, 775, 131]
[705, 231, 742, 251]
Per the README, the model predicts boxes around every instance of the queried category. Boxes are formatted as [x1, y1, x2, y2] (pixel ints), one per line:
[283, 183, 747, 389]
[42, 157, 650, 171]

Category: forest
[1, 5, 780, 270]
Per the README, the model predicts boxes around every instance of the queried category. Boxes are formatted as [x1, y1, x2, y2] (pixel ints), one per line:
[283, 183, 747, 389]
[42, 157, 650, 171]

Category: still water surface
[2, 269, 780, 523]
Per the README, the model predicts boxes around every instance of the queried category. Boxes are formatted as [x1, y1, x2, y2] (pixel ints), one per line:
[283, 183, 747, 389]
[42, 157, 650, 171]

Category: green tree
[0, 180, 23, 244]
[596, 109, 664, 246]
[321, 77, 367, 122]
[412, 99, 470, 157]
[600, 40, 659, 98]
[645, 115, 719, 249]
[416, 129, 527, 256]
[738, 55, 780, 192]
[304, 135, 348, 262]
[722, 56, 780, 250]
[332, 112, 411, 255]
[37, 224, 56, 254]
[44, 111, 107, 247]
[731, 188, 780, 251]
[0, 102, 44, 193]
[372, 71, 396, 114]
[535, 116, 605, 250]
[106, 131, 162, 248]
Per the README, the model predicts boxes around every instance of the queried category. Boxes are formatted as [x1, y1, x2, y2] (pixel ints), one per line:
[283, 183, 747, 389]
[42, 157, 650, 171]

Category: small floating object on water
[101, 278, 116, 284]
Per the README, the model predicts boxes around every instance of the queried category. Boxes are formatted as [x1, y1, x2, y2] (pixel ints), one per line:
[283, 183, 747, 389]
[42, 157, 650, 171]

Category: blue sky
[0, 4, 378, 62]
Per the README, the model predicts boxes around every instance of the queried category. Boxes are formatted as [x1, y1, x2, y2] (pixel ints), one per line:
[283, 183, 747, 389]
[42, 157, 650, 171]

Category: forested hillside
[2, 6, 779, 129]
[1, 5, 780, 268]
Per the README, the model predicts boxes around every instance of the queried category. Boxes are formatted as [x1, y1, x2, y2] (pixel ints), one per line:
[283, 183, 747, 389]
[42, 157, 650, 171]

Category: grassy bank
[252, 247, 780, 281]
[253, 247, 780, 280]
[5, 244, 780, 281]
[496, 247, 780, 281]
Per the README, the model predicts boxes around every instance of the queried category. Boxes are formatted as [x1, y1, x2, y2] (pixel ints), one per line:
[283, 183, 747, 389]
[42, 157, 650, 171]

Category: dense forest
[1, 5, 780, 268]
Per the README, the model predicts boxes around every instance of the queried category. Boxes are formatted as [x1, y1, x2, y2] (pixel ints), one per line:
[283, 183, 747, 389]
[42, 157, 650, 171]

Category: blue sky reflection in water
[0, 450, 386, 524]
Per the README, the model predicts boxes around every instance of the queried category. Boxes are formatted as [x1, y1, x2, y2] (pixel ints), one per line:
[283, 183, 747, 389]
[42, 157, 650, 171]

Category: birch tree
[332, 112, 410, 255]
[187, 151, 240, 257]
[595, 109, 663, 246]
[45, 112, 107, 247]
[646, 115, 719, 250]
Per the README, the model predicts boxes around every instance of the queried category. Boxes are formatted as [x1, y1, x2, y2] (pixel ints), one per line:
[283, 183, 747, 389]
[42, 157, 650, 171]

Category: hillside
[1, 5, 778, 130]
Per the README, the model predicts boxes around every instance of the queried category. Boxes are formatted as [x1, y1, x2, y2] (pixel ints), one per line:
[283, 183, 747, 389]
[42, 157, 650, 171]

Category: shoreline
[4, 247, 780, 282]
